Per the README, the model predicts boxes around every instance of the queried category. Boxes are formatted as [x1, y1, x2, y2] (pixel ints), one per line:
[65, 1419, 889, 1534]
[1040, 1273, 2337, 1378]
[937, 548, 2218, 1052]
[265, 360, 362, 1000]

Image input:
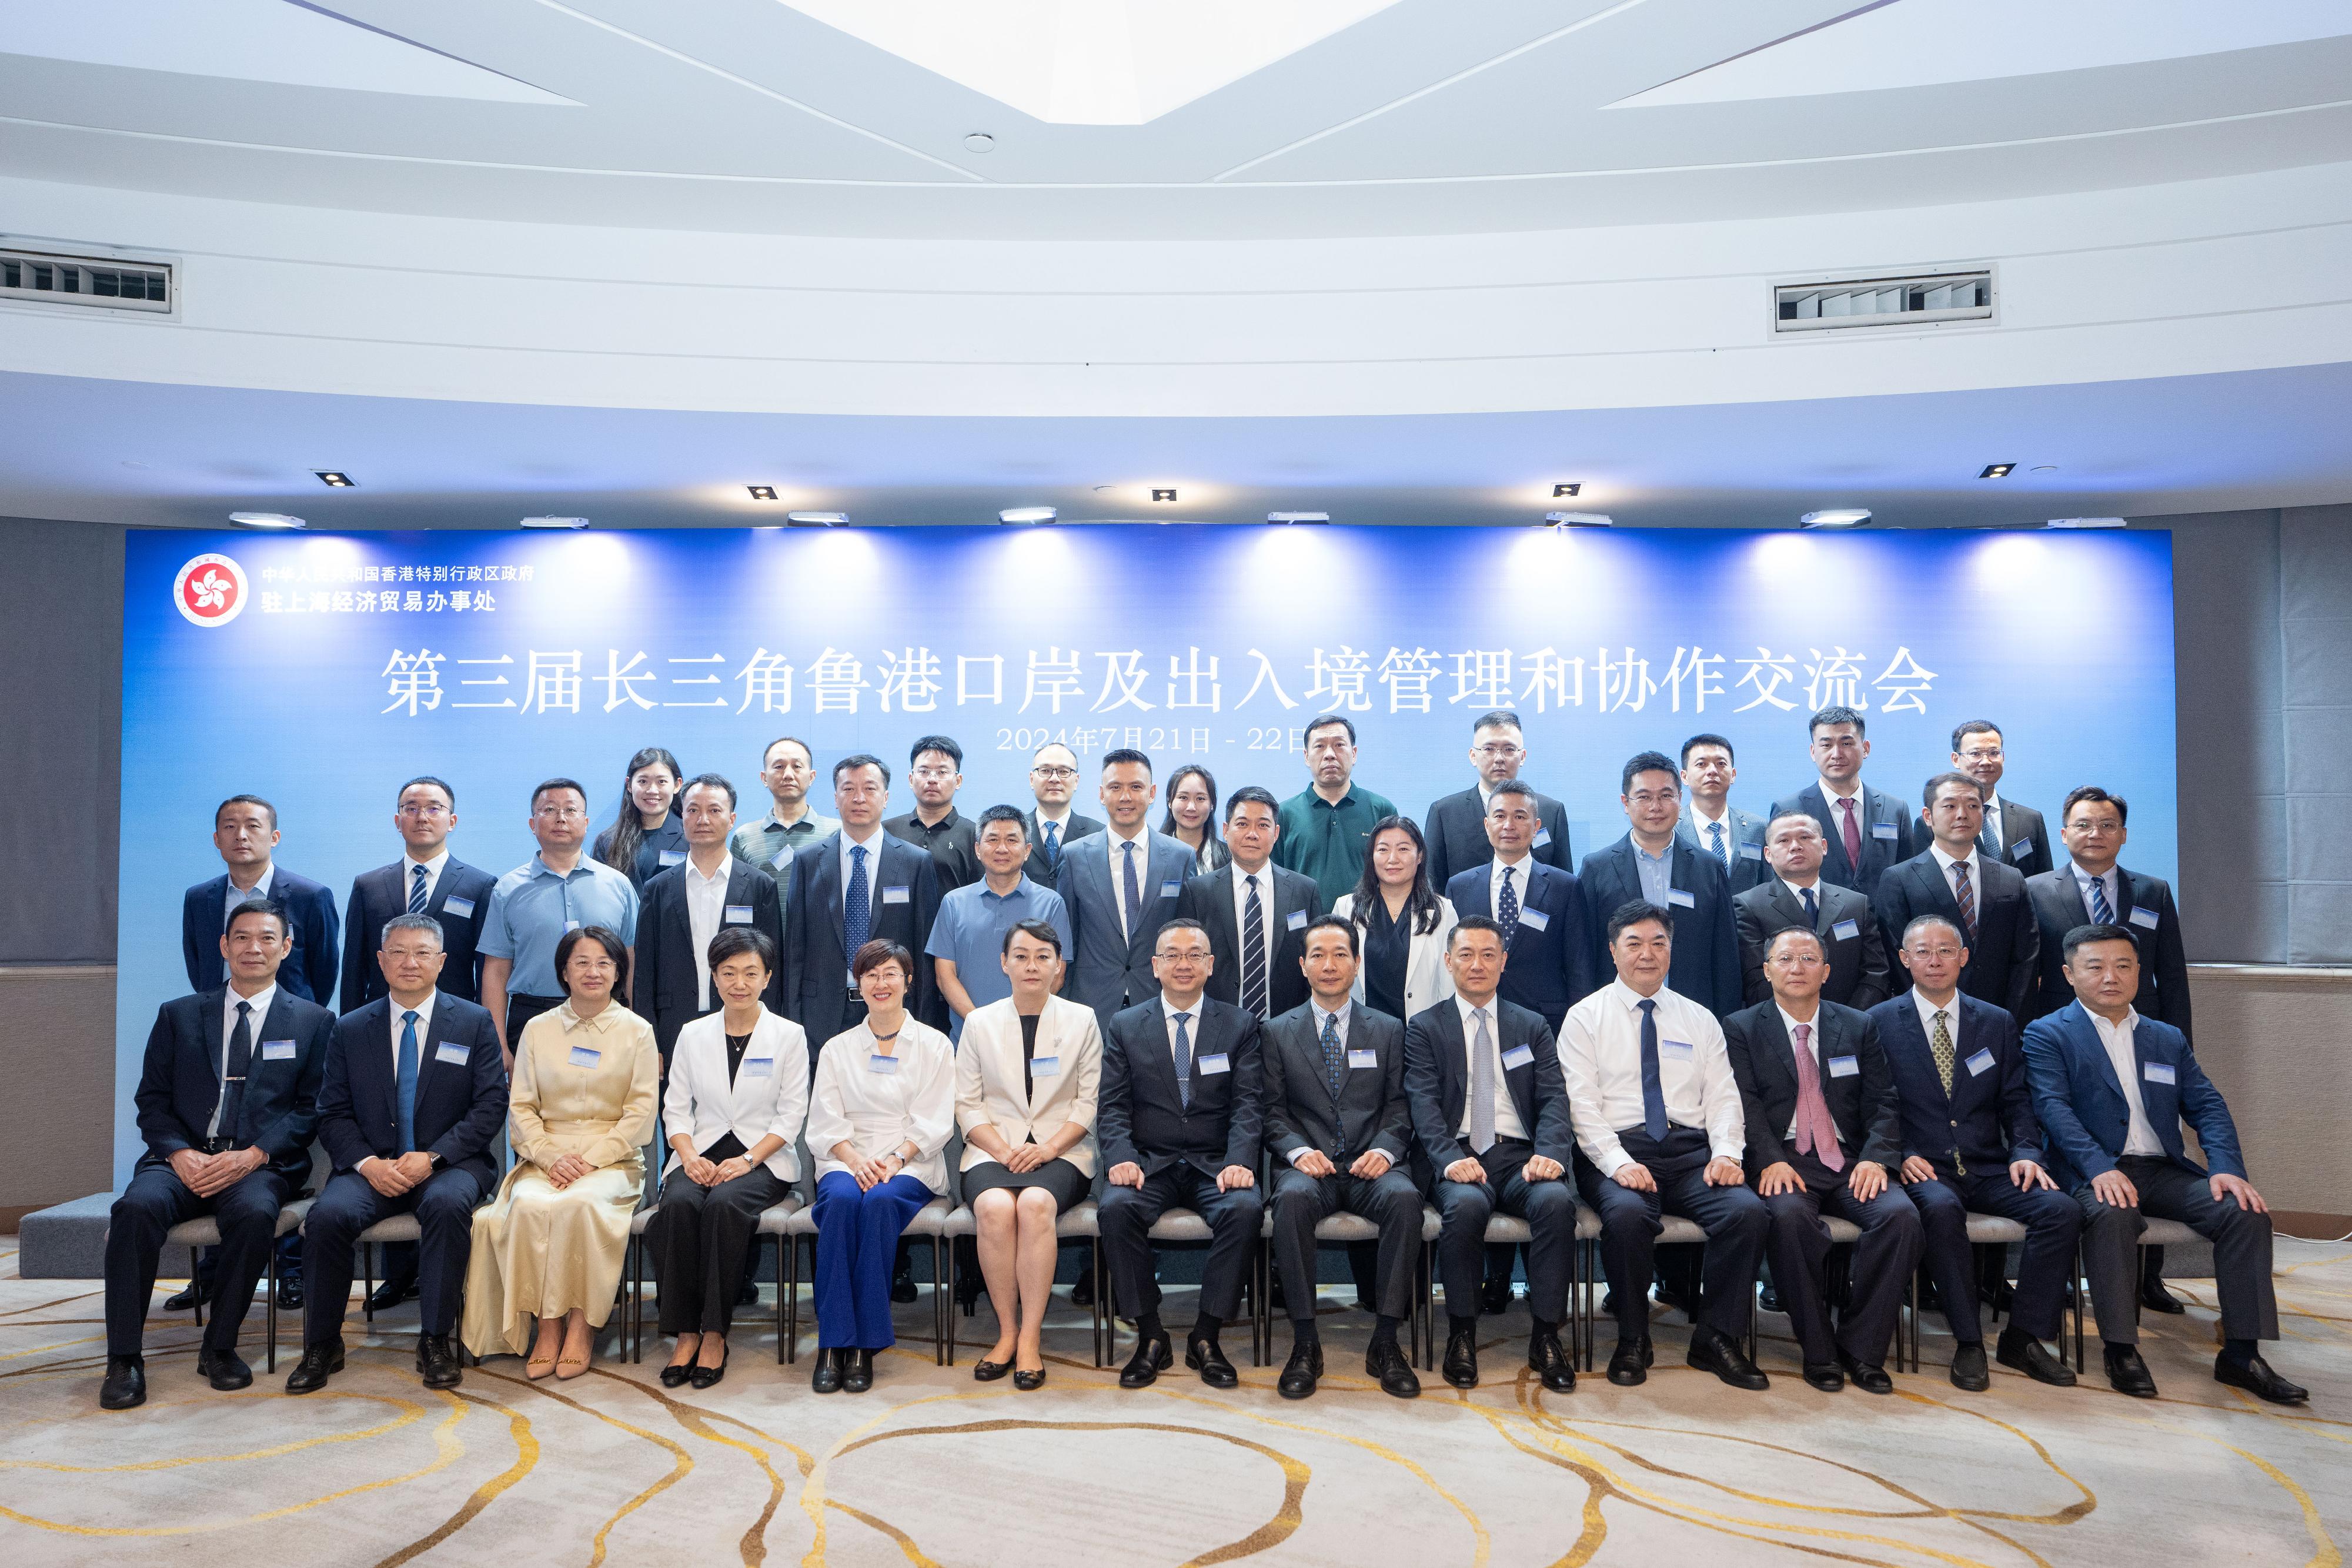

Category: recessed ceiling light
[1552, 482, 1582, 498]
[229, 511, 305, 530]
[1544, 511, 1613, 527]
[2045, 516, 2127, 529]
[1266, 511, 1331, 524]
[999, 506, 1057, 524]
[746, 484, 779, 501]
[1800, 508, 1872, 529]
[314, 470, 354, 487]
[2030, 464, 2059, 473]
[1151, 488, 1178, 502]
[964, 133, 994, 152]
[1091, 484, 1116, 493]
[786, 511, 847, 526]
[520, 516, 589, 530]
[1979, 463, 2014, 479]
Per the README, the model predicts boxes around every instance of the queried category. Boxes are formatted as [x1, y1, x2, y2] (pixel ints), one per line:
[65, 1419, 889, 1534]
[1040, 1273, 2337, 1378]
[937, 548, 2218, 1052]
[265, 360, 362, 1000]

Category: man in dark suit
[1768, 707, 1923, 901]
[1677, 733, 1769, 894]
[2024, 926, 2304, 1403]
[1175, 785, 1322, 1022]
[1021, 741, 1103, 891]
[1951, 720, 2053, 881]
[781, 755, 941, 1059]
[289, 914, 506, 1395]
[1870, 914, 2079, 1391]
[1422, 708, 1572, 891]
[183, 793, 339, 1005]
[101, 898, 333, 1410]
[1444, 781, 1593, 1031]
[1262, 917, 1421, 1399]
[1405, 916, 1579, 1393]
[1875, 773, 2040, 1019]
[341, 775, 496, 1012]
[884, 734, 983, 895]
[1097, 919, 1264, 1390]
[1058, 748, 1193, 1031]
[1735, 810, 1892, 1009]
[1724, 928, 1922, 1392]
[1578, 751, 1742, 1017]
[636, 774, 784, 1065]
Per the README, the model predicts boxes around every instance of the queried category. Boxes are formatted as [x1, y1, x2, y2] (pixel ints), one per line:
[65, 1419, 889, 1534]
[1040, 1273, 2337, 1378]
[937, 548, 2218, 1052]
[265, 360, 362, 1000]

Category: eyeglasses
[1472, 744, 1524, 760]
[910, 767, 958, 781]
[1031, 765, 1078, 780]
[397, 804, 450, 818]
[535, 807, 587, 821]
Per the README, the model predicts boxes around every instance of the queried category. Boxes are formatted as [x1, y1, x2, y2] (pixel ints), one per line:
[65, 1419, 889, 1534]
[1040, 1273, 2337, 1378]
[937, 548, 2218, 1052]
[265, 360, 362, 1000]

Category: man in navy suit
[289, 915, 507, 1394]
[1735, 811, 1892, 1009]
[1422, 709, 1573, 891]
[183, 794, 339, 1005]
[1097, 919, 1264, 1390]
[1174, 786, 1323, 1022]
[636, 774, 784, 1064]
[781, 754, 941, 1057]
[1875, 774, 2039, 1020]
[1020, 741, 1102, 891]
[1578, 752, 1742, 1017]
[1444, 781, 1593, 1031]
[1057, 748, 1195, 1031]
[2024, 926, 2305, 1404]
[1950, 721, 2053, 882]
[341, 775, 496, 1012]
[1677, 733, 1768, 894]
[1768, 707, 1922, 901]
[1870, 915, 2079, 1391]
[102, 899, 333, 1410]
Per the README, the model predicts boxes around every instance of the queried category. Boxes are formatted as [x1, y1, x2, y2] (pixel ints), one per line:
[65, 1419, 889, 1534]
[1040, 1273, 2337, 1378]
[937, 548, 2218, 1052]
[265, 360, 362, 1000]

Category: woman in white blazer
[955, 919, 1102, 1390]
[803, 939, 955, 1394]
[1332, 815, 1458, 1024]
[650, 928, 808, 1390]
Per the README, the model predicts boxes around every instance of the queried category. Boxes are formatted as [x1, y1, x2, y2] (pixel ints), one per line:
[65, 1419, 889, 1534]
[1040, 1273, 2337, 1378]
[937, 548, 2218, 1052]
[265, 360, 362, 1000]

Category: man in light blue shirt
[927, 805, 1072, 1042]
[479, 776, 641, 1054]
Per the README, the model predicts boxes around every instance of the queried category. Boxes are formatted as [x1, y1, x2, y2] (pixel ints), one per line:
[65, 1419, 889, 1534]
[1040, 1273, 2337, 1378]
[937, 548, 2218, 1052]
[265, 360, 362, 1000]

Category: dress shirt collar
[1158, 992, 1204, 1025]
[557, 999, 626, 1034]
[1909, 988, 1959, 1041]
[2071, 860, 2116, 901]
[224, 863, 275, 918]
[1779, 872, 1823, 897]
[1310, 998, 1349, 1039]
[1820, 778, 1863, 803]
[1632, 838, 1672, 867]
[1689, 801, 1731, 831]
[1232, 861, 1268, 890]
[686, 853, 733, 890]
[2086, 1004, 2140, 1045]
[1454, 993, 1498, 1034]
[1107, 821, 1149, 851]
[389, 989, 440, 1039]
[1776, 1003, 1822, 1045]
[1929, 842, 1982, 881]
[528, 852, 592, 881]
[224, 982, 277, 1029]
[1608, 978, 1669, 1014]
[400, 848, 449, 881]
[1491, 848, 1532, 875]
[841, 823, 886, 854]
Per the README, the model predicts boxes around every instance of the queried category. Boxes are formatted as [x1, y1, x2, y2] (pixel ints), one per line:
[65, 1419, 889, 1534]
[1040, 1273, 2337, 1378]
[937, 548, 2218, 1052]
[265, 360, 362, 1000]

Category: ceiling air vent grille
[1, 248, 174, 314]
[1773, 270, 1991, 333]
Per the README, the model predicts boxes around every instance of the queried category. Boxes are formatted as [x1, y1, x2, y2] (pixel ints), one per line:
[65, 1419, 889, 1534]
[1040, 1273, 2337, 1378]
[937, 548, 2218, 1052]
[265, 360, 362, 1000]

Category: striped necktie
[408, 864, 429, 914]
[1950, 859, 1977, 942]
[2087, 873, 2114, 924]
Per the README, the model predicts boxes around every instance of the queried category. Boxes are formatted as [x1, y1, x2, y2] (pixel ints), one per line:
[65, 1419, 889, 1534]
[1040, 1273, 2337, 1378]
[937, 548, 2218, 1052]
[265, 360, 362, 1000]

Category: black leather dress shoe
[2140, 1276, 2187, 1315]
[1689, 1327, 1770, 1391]
[972, 1356, 1011, 1382]
[1069, 1266, 1097, 1307]
[162, 1281, 211, 1312]
[417, 1335, 463, 1390]
[689, 1343, 729, 1390]
[284, 1341, 345, 1395]
[1949, 1342, 1991, 1392]
[99, 1356, 146, 1410]
[1277, 1340, 1322, 1399]
[1442, 1328, 1481, 1389]
[197, 1348, 253, 1390]
[1994, 1328, 2076, 1386]
[738, 1278, 762, 1309]
[1528, 1330, 1575, 1393]
[1838, 1353, 1894, 1395]
[1367, 1340, 1421, 1398]
[1120, 1332, 1172, 1389]
[276, 1276, 305, 1312]
[1013, 1366, 1048, 1392]
[1802, 1362, 1845, 1392]
[890, 1263, 919, 1305]
[1478, 1276, 1513, 1315]
[2215, 1352, 2307, 1405]
[1608, 1339, 1650, 1387]
[1187, 1336, 1238, 1389]
[2104, 1345, 2158, 1399]
[843, 1349, 875, 1393]
[367, 1276, 420, 1313]
[811, 1347, 845, 1393]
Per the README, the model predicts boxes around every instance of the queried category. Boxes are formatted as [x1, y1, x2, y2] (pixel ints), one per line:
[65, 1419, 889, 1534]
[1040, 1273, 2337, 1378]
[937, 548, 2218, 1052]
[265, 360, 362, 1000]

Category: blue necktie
[1041, 818, 1061, 868]
[2088, 873, 2114, 924]
[1708, 821, 1729, 873]
[1801, 886, 1818, 927]
[1496, 865, 1521, 948]
[408, 864, 429, 914]
[396, 1009, 420, 1154]
[1121, 840, 1142, 943]
[1172, 1010, 1195, 1111]
[843, 844, 871, 974]
[1636, 997, 1669, 1141]
[1319, 1010, 1345, 1106]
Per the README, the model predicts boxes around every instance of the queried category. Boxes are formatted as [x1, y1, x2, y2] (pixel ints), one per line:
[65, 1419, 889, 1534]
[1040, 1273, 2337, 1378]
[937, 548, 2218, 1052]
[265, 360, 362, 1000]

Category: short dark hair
[1901, 914, 1965, 947]
[762, 735, 813, 768]
[1154, 917, 1211, 951]
[2062, 922, 2139, 963]
[2062, 785, 2129, 827]
[1922, 771, 1984, 811]
[380, 912, 445, 949]
[1224, 784, 1280, 821]
[1303, 713, 1357, 747]
[851, 938, 914, 984]
[554, 924, 630, 996]
[975, 803, 1028, 836]
[1621, 751, 1681, 795]
[1448, 914, 1504, 950]
[1101, 747, 1152, 776]
[396, 775, 456, 809]
[215, 793, 278, 829]
[225, 897, 287, 937]
[1606, 901, 1673, 945]
[708, 925, 776, 973]
[909, 734, 963, 769]
[833, 753, 891, 788]
[1470, 710, 1522, 736]
[1809, 706, 1867, 740]
[1487, 778, 1535, 804]
[1951, 719, 2003, 752]
[1302, 914, 1359, 957]
[532, 777, 587, 811]
[1763, 808, 1820, 840]
[681, 771, 737, 810]
[1766, 925, 1827, 961]
[1680, 733, 1733, 768]
[1001, 917, 1063, 957]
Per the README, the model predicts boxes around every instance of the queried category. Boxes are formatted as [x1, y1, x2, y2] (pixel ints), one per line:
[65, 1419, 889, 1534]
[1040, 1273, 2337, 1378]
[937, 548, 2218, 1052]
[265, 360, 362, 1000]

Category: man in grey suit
[1057, 748, 1194, 1030]
[1422, 709, 1572, 891]
[1677, 733, 1768, 894]
[1021, 741, 1103, 891]
[1951, 721, 2053, 881]
[1735, 811, 1893, 1009]
[1263, 917, 1422, 1400]
[1768, 707, 1923, 901]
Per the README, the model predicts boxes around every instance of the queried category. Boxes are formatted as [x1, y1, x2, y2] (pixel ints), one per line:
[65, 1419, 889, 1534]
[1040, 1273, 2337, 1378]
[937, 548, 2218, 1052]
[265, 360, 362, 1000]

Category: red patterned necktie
[1838, 797, 1862, 869]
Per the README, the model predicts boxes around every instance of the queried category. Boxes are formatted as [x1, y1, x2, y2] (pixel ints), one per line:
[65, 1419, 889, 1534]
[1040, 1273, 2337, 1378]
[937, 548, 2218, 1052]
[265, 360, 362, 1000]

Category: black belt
[196, 1136, 240, 1156]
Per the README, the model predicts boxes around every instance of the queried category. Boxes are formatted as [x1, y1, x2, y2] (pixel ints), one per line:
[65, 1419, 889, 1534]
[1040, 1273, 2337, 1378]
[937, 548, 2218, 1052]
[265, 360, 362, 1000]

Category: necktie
[1241, 874, 1268, 1018]
[1708, 820, 1730, 873]
[1800, 885, 1818, 927]
[843, 844, 871, 974]
[396, 1009, 420, 1154]
[1121, 840, 1142, 942]
[1468, 1008, 1496, 1154]
[1790, 1021, 1844, 1174]
[1981, 800, 2002, 853]
[1950, 859, 1977, 942]
[408, 864, 429, 914]
[1838, 797, 1862, 871]
[2087, 873, 2114, 924]
[1041, 818, 1061, 868]
[1930, 1007, 1963, 1175]
[218, 999, 253, 1145]
[1319, 1010, 1345, 1107]
[1171, 1010, 1195, 1111]
[1636, 997, 1668, 1141]
[1496, 865, 1521, 949]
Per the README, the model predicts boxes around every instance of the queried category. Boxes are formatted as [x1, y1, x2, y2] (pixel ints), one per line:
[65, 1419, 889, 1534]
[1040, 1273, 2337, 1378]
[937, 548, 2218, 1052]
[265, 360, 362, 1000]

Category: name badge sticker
[881, 885, 911, 905]
[1501, 1043, 1535, 1070]
[724, 904, 754, 924]
[565, 919, 582, 931]
[2143, 1061, 2177, 1086]
[660, 850, 686, 867]
[1160, 880, 1184, 900]
[442, 895, 475, 919]
[1740, 841, 1765, 861]
[770, 846, 796, 870]
[1517, 907, 1550, 932]
[568, 1045, 601, 1068]
[867, 1052, 900, 1075]
[1871, 822, 1899, 841]
[1030, 1054, 1061, 1077]
[1831, 918, 1861, 940]
[1964, 1048, 1996, 1077]
[1197, 1052, 1231, 1076]
[2010, 838, 2034, 861]
[1347, 1048, 1379, 1070]
[1532, 829, 1552, 848]
[2128, 907, 2160, 930]
[260, 1039, 296, 1061]
[1827, 1055, 1860, 1078]
[1666, 888, 1696, 909]
[1660, 1038, 1694, 1059]
[435, 1042, 470, 1066]
[743, 1057, 773, 1078]
[1286, 908, 1309, 931]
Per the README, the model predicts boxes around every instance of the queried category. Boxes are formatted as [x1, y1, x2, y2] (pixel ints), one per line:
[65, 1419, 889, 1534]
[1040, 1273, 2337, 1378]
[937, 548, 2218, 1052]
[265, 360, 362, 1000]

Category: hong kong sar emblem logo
[175, 554, 248, 627]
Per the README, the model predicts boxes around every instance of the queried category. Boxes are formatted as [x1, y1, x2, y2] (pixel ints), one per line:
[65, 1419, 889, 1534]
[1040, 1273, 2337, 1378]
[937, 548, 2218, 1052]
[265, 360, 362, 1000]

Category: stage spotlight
[315, 471, 355, 487]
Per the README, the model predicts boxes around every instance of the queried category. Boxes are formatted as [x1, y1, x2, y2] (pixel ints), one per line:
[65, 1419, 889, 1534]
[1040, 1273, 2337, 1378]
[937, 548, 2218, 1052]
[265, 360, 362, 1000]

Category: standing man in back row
[1950, 720, 2052, 881]
[1676, 734, 1768, 894]
[1769, 707, 1922, 902]
[884, 735, 983, 895]
[730, 736, 838, 901]
[1022, 742, 1102, 892]
[1058, 749, 1194, 1031]
[479, 778, 641, 1057]
[1577, 752, 1742, 1017]
[1423, 710, 1572, 891]
[1275, 714, 1399, 911]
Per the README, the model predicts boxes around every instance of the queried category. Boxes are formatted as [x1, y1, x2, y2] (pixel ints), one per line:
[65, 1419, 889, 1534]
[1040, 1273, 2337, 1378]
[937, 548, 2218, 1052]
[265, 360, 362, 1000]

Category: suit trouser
[1099, 1164, 1264, 1323]
[1906, 1169, 2080, 1343]
[811, 1171, 932, 1349]
[653, 1165, 788, 1335]
[106, 1165, 290, 1358]
[1269, 1165, 1421, 1322]
[2077, 1155, 2278, 1345]
[1577, 1125, 1769, 1344]
[1433, 1139, 1575, 1325]
[1760, 1150, 1922, 1368]
[303, 1166, 485, 1342]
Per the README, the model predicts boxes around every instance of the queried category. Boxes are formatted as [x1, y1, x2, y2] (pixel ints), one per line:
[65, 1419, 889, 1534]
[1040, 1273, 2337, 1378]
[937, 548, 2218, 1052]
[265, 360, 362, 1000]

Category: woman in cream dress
[461, 926, 658, 1376]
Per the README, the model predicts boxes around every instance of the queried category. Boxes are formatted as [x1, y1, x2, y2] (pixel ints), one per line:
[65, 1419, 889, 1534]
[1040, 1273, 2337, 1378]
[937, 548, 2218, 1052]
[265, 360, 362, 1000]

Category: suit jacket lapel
[1896, 999, 1949, 1110]
[1205, 866, 1242, 964]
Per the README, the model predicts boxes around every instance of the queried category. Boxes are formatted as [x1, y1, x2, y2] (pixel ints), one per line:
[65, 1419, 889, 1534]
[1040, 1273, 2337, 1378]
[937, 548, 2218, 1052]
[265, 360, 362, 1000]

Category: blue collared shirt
[480, 854, 642, 997]
[924, 875, 1072, 1042]
[1633, 841, 1674, 908]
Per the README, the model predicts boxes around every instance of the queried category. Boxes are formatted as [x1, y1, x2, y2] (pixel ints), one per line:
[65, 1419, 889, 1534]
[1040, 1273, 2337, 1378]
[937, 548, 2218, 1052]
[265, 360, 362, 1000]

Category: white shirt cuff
[1286, 1146, 1316, 1168]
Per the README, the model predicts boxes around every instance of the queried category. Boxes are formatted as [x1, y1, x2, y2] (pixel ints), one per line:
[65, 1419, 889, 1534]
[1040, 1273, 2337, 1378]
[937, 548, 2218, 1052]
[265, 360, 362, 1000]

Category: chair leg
[363, 1242, 376, 1326]
[933, 1236, 947, 1369]
[1093, 1238, 1110, 1369]
[945, 1236, 958, 1366]
[265, 1236, 278, 1373]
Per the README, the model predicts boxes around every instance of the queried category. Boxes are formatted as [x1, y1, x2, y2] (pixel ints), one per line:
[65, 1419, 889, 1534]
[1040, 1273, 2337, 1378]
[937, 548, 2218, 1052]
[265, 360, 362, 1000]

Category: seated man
[1404, 916, 1578, 1393]
[1097, 919, 1265, 1390]
[1725, 928, 1921, 1393]
[101, 899, 333, 1410]
[290, 914, 509, 1394]
[1262, 917, 1421, 1400]
[1867, 915, 2079, 1392]
[2023, 924, 2306, 1404]
[1562, 902, 1770, 1390]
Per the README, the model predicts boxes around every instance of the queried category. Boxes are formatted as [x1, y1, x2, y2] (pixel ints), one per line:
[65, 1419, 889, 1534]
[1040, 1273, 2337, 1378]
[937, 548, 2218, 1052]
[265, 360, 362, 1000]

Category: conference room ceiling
[3, 0, 2350, 239]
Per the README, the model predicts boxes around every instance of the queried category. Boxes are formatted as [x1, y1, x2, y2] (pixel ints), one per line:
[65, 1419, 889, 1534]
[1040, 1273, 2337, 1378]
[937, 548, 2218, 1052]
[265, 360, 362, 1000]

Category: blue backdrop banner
[117, 523, 2177, 1175]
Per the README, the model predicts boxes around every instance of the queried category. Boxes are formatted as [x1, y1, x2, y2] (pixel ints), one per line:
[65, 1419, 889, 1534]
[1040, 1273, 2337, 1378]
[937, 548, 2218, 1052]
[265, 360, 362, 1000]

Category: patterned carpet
[3, 1239, 2346, 1566]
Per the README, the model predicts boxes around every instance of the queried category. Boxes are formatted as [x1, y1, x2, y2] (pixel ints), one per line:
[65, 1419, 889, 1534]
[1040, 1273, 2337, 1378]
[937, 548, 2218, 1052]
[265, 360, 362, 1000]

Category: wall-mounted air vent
[1773, 269, 1992, 333]
[0, 247, 175, 315]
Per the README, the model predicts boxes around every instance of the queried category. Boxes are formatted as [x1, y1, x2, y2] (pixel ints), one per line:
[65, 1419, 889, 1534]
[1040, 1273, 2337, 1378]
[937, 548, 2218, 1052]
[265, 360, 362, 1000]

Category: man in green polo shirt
[1272, 713, 1399, 910]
